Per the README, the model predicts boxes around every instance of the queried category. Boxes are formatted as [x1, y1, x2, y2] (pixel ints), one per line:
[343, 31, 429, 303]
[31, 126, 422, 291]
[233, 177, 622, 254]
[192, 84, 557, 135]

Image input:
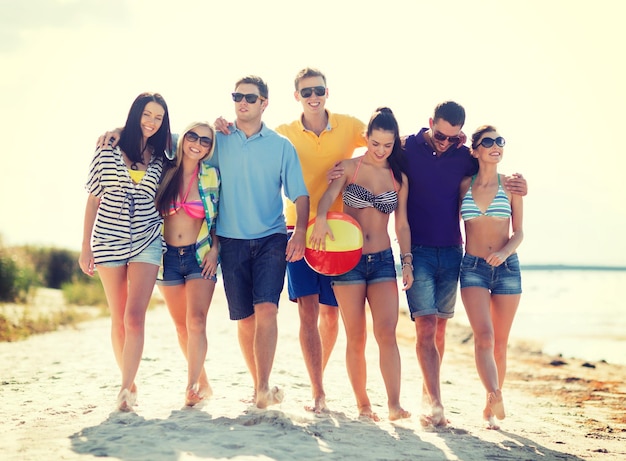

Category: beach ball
[304, 212, 363, 276]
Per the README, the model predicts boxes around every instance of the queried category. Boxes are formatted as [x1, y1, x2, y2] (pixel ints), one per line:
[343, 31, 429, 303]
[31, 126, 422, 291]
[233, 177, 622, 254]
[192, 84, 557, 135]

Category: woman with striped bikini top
[342, 156, 399, 215]
[308, 107, 413, 422]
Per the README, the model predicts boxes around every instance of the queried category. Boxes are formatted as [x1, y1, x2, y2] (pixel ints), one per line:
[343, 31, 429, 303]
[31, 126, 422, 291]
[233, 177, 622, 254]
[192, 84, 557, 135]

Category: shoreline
[0, 285, 625, 460]
[397, 310, 626, 432]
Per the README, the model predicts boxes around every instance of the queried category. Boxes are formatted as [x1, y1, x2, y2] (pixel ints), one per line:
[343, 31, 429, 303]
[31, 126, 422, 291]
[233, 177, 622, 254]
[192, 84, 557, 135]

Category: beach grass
[0, 284, 164, 342]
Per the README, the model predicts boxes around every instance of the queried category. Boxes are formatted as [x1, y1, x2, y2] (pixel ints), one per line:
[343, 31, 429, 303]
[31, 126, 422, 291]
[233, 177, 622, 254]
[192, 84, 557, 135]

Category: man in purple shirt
[402, 101, 526, 427]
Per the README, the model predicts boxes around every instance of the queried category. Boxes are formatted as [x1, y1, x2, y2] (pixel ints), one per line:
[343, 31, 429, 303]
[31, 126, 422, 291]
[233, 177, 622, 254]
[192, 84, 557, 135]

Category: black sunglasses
[432, 130, 461, 144]
[231, 92, 264, 104]
[299, 86, 326, 98]
[476, 137, 506, 148]
[184, 131, 213, 148]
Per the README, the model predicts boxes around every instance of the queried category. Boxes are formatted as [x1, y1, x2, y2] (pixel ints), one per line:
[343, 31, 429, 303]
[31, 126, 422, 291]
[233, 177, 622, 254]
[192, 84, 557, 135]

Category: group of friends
[79, 67, 526, 430]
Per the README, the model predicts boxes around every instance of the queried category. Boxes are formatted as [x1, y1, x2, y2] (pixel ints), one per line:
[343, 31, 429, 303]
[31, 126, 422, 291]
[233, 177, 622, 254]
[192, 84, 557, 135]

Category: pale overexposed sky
[1, 0, 625, 266]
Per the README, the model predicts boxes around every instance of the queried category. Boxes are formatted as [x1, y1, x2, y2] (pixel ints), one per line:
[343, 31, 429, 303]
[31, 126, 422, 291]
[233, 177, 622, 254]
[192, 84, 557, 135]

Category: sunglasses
[184, 131, 213, 148]
[476, 136, 506, 148]
[432, 130, 461, 144]
[231, 92, 264, 104]
[299, 86, 326, 98]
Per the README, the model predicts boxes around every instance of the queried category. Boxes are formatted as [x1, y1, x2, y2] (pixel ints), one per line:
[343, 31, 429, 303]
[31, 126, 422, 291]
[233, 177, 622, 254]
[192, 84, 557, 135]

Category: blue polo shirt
[207, 122, 308, 240]
[404, 128, 478, 247]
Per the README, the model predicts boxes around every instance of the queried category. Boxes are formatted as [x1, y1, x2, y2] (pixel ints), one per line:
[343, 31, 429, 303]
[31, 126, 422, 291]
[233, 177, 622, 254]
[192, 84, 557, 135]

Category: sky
[1, 0, 625, 266]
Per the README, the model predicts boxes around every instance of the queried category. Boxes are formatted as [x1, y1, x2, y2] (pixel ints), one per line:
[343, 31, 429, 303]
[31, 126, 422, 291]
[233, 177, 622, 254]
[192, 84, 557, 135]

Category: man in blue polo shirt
[402, 101, 526, 427]
[208, 75, 309, 409]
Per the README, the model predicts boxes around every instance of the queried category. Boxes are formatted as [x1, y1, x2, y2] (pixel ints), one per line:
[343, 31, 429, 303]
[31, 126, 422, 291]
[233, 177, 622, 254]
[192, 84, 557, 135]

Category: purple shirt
[405, 128, 478, 247]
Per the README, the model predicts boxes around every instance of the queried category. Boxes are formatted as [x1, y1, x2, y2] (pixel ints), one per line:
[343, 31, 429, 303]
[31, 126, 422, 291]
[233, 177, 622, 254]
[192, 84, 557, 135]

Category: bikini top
[342, 157, 399, 215]
[168, 166, 205, 219]
[128, 169, 145, 184]
[460, 174, 511, 221]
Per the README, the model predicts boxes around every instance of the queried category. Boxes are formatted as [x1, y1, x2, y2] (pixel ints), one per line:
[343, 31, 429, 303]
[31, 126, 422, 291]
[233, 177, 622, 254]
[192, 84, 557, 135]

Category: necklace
[130, 144, 149, 170]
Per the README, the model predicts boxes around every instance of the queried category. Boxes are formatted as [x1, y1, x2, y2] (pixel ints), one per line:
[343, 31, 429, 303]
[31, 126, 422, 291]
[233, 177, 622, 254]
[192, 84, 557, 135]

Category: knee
[415, 318, 437, 344]
[124, 311, 145, 333]
[111, 320, 125, 339]
[319, 307, 338, 326]
[298, 302, 318, 325]
[474, 331, 495, 351]
[373, 323, 398, 346]
[347, 331, 367, 350]
[174, 323, 188, 339]
[187, 312, 207, 335]
[493, 341, 508, 360]
[254, 303, 278, 323]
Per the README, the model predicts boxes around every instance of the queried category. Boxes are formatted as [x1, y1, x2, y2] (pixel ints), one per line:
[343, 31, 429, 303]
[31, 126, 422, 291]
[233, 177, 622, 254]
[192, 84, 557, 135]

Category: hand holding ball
[305, 212, 363, 276]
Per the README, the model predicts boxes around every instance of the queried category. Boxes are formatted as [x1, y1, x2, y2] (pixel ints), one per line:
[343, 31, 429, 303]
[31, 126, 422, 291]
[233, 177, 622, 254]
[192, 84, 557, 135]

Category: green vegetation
[0, 304, 96, 342]
[0, 247, 38, 303]
[0, 238, 108, 341]
[61, 277, 108, 308]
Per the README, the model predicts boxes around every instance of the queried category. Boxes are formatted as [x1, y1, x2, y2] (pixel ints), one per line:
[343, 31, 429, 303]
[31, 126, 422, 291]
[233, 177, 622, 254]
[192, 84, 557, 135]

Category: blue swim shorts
[287, 257, 338, 306]
[219, 233, 288, 320]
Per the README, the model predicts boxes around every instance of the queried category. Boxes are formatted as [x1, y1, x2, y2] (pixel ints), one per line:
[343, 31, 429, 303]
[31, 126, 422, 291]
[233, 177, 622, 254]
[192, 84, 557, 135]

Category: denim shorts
[156, 243, 217, 286]
[287, 257, 338, 306]
[331, 248, 396, 286]
[405, 245, 463, 320]
[460, 253, 522, 295]
[97, 236, 163, 268]
[219, 233, 288, 320]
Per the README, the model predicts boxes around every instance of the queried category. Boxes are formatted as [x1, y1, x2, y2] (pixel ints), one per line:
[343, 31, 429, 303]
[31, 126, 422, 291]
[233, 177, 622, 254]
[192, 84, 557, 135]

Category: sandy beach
[1, 283, 624, 461]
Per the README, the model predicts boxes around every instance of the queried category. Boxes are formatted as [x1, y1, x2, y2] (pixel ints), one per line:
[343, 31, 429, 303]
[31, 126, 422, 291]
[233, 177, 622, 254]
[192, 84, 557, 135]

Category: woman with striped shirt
[79, 92, 172, 412]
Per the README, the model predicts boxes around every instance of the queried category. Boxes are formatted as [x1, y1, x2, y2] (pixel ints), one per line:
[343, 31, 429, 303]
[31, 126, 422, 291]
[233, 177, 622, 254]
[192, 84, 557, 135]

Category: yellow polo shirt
[276, 111, 366, 227]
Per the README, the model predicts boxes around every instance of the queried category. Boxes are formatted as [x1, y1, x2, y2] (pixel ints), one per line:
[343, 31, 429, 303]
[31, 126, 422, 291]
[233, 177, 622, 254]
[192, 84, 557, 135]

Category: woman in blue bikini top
[457, 124, 524, 430]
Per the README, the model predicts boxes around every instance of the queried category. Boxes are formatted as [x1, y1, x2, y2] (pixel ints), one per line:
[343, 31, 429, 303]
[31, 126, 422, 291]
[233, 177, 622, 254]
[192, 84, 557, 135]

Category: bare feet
[358, 405, 380, 422]
[389, 406, 411, 421]
[419, 403, 447, 427]
[421, 391, 431, 412]
[256, 386, 284, 409]
[185, 385, 204, 407]
[129, 383, 138, 406]
[198, 381, 213, 400]
[305, 395, 328, 414]
[488, 389, 505, 420]
[117, 389, 134, 412]
[483, 408, 500, 430]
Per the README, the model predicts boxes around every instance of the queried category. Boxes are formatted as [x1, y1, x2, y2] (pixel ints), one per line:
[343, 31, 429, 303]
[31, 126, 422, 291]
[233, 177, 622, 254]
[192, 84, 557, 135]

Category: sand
[0, 282, 624, 461]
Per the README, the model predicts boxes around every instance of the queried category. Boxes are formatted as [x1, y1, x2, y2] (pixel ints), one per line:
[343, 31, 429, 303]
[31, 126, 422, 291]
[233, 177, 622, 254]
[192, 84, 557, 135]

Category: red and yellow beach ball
[304, 212, 363, 276]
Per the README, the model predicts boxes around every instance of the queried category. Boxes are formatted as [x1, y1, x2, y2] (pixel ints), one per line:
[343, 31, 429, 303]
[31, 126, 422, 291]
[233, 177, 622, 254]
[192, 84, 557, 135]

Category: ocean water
[450, 269, 626, 366]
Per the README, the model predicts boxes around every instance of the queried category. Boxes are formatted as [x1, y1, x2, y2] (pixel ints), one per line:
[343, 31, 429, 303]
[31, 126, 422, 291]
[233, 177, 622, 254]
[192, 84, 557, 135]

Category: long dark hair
[118, 92, 171, 165]
[367, 107, 405, 184]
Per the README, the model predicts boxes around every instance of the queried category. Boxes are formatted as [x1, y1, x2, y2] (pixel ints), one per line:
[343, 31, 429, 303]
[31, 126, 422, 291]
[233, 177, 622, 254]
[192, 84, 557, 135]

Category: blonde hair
[155, 121, 215, 216]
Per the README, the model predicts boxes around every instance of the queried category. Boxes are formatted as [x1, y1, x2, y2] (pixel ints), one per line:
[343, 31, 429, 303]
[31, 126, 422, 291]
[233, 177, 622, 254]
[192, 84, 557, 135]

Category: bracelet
[401, 252, 413, 261]
[401, 262, 413, 271]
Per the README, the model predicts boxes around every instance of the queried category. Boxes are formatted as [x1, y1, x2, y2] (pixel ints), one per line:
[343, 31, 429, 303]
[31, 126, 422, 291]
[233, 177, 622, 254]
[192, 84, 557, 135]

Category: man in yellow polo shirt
[276, 68, 366, 413]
